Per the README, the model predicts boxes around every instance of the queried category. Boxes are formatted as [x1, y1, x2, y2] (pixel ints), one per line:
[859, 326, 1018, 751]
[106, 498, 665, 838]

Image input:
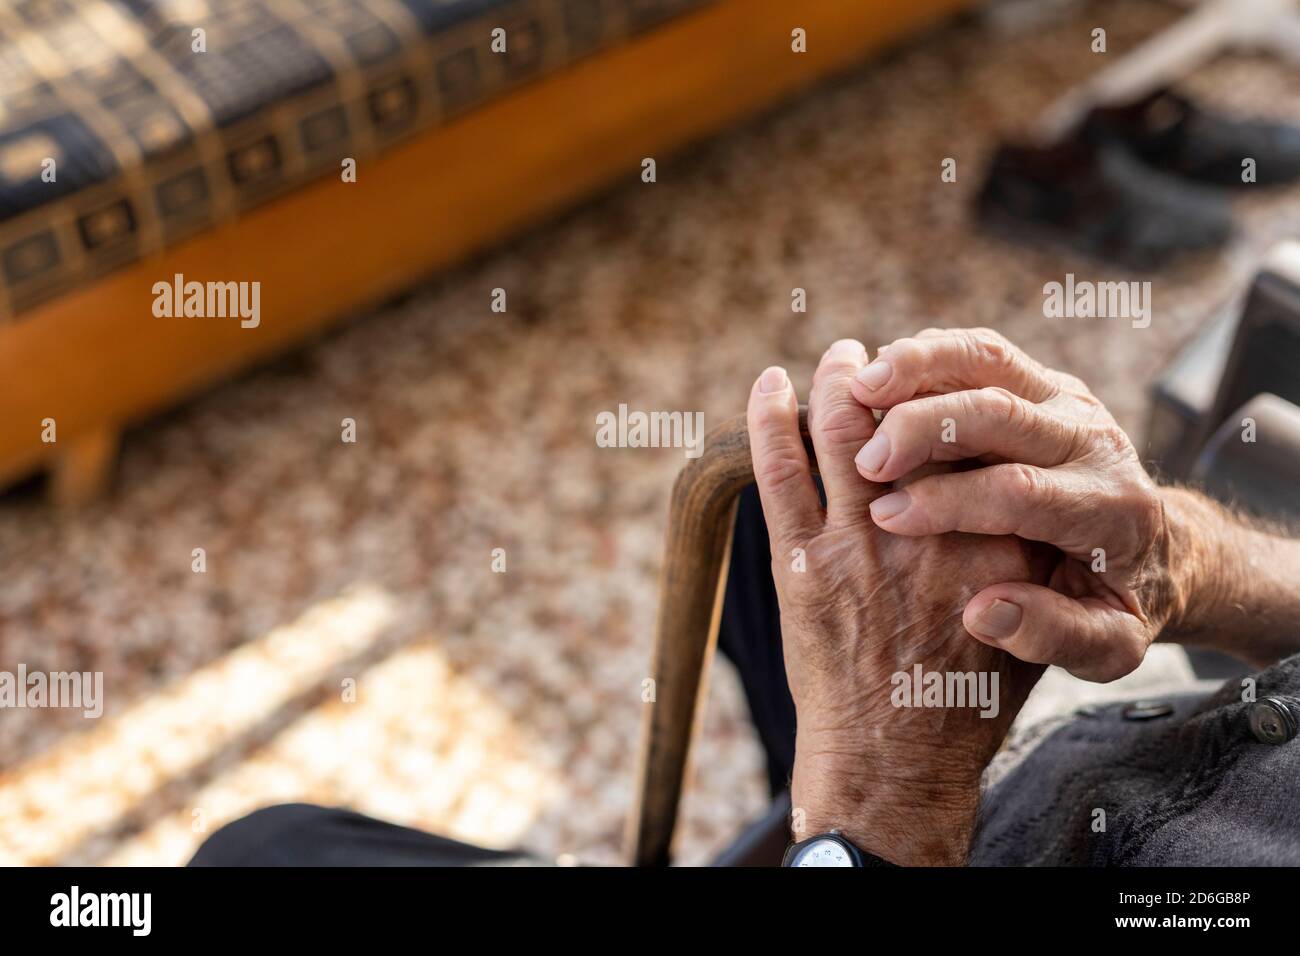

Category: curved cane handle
[626, 406, 813, 866]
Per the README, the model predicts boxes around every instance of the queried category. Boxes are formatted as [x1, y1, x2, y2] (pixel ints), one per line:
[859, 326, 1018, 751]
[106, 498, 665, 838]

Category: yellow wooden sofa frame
[0, 0, 967, 505]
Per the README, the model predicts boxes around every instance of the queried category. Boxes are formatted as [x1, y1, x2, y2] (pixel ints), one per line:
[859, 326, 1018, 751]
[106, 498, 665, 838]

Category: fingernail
[856, 360, 893, 390]
[855, 432, 890, 474]
[758, 366, 788, 393]
[826, 339, 865, 360]
[869, 490, 910, 520]
[972, 600, 1022, 640]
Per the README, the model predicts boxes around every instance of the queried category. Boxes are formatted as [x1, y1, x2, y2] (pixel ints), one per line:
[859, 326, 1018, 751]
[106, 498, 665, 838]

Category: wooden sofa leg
[49, 428, 120, 507]
[626, 407, 814, 866]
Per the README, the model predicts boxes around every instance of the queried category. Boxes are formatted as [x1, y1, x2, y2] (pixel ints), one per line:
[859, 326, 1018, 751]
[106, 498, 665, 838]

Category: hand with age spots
[747, 340, 1053, 866]
[849, 327, 1176, 683]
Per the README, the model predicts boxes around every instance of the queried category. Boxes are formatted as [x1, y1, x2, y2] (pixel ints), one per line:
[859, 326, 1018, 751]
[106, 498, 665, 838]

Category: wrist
[1156, 486, 1300, 666]
[1152, 487, 1211, 640]
[790, 736, 981, 866]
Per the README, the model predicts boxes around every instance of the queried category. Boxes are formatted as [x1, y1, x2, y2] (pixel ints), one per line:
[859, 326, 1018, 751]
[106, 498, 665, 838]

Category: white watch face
[792, 838, 854, 867]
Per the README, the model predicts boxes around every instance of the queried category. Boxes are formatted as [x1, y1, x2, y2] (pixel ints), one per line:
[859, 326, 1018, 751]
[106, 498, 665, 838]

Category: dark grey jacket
[973, 653, 1300, 865]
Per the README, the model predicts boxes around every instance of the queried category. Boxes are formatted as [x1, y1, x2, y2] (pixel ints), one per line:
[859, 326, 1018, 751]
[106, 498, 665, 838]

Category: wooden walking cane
[626, 406, 814, 866]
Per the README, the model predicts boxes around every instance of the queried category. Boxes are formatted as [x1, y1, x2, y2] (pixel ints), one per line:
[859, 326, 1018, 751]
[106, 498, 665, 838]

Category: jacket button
[1249, 697, 1300, 745]
[1122, 701, 1174, 721]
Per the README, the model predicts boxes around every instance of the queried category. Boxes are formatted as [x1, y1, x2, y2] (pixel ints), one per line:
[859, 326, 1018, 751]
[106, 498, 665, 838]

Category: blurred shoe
[1082, 88, 1300, 187]
[976, 135, 1232, 271]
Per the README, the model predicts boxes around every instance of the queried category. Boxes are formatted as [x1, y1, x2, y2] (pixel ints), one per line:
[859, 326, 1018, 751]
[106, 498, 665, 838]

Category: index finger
[851, 327, 1060, 409]
[747, 366, 823, 548]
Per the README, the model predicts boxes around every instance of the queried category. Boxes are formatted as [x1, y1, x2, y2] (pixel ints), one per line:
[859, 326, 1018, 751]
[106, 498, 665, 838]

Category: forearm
[1159, 486, 1300, 667]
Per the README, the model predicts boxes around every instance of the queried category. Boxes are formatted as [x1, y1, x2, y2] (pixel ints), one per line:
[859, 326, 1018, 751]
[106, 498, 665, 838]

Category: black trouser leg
[716, 484, 797, 796]
[189, 803, 529, 866]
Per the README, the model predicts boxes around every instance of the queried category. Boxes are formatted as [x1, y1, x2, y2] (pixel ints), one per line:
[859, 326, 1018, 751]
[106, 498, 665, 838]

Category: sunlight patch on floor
[101, 642, 563, 866]
[0, 586, 397, 865]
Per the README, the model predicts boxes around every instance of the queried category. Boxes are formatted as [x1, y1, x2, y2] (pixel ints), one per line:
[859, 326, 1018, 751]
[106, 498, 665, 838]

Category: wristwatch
[782, 830, 898, 867]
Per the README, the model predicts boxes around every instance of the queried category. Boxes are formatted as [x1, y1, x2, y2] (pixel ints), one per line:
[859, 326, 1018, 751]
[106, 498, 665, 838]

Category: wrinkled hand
[850, 327, 1174, 682]
[747, 340, 1051, 866]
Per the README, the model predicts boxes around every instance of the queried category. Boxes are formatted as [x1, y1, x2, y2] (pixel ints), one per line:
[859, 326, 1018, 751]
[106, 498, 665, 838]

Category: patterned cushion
[0, 0, 711, 318]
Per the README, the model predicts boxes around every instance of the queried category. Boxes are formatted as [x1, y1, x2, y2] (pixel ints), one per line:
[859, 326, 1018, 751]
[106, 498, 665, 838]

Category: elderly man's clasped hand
[746, 327, 1265, 865]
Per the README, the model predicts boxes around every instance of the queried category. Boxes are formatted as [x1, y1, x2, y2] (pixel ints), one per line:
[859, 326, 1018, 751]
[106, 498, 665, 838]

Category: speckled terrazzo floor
[4, 0, 1300, 866]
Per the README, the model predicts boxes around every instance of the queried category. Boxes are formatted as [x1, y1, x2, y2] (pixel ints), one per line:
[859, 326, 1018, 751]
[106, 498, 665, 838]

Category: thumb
[963, 583, 1149, 683]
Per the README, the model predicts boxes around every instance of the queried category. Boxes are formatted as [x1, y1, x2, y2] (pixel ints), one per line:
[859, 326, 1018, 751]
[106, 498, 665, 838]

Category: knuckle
[969, 326, 1010, 345]
[884, 337, 924, 374]
[1102, 424, 1135, 457]
[970, 465, 1042, 536]
[773, 555, 811, 594]
[810, 399, 872, 447]
[880, 399, 920, 433]
[1079, 422, 1132, 459]
[965, 328, 1017, 368]
[976, 386, 1023, 428]
[779, 537, 850, 606]
[1068, 387, 1110, 425]
[755, 447, 809, 490]
[801, 534, 841, 570]
[1000, 462, 1046, 501]
[1053, 419, 1090, 461]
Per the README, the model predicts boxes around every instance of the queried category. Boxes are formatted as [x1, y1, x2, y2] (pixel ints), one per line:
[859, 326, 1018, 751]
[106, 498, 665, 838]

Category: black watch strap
[782, 830, 899, 867]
